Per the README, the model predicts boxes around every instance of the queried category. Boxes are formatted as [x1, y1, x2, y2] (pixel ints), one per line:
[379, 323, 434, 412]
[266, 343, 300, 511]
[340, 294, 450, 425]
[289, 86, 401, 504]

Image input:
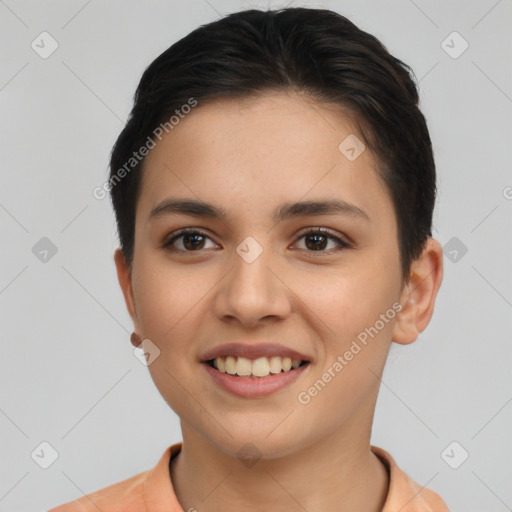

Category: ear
[391, 238, 444, 345]
[114, 248, 141, 347]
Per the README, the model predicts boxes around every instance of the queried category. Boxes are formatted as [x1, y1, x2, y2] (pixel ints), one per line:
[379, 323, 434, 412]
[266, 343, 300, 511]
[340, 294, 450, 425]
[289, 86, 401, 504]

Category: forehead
[138, 92, 394, 227]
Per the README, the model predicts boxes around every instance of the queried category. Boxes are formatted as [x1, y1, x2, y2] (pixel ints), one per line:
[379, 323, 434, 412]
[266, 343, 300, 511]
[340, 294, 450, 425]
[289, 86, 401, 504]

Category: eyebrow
[148, 198, 370, 223]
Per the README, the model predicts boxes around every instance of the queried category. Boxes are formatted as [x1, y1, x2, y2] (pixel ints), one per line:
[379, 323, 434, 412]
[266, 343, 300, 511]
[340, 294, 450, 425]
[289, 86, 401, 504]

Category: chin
[202, 422, 312, 462]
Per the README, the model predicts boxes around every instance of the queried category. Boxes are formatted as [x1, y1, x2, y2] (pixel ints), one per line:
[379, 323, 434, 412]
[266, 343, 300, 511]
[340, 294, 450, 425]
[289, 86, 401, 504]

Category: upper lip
[200, 343, 312, 362]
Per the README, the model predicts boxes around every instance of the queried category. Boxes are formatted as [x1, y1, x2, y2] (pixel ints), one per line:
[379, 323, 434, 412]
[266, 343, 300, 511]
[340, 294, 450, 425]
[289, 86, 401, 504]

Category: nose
[211, 240, 293, 328]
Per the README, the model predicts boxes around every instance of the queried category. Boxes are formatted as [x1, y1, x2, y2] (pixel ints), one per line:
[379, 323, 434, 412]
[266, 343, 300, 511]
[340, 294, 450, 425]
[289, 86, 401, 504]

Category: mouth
[201, 353, 311, 398]
[204, 355, 310, 378]
[200, 343, 312, 397]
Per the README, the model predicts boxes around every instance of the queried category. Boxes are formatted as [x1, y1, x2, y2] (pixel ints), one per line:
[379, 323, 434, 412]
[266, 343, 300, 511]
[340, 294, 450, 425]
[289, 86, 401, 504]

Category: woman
[50, 6, 448, 511]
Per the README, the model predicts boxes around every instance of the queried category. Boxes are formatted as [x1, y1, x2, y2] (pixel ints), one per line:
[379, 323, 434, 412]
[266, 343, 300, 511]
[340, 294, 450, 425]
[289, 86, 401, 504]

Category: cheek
[131, 257, 205, 346]
[131, 258, 208, 414]
[302, 256, 400, 340]
[295, 275, 397, 431]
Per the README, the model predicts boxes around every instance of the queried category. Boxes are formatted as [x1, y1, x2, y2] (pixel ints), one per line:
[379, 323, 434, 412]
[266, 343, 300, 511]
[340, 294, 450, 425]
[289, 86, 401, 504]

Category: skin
[115, 92, 443, 512]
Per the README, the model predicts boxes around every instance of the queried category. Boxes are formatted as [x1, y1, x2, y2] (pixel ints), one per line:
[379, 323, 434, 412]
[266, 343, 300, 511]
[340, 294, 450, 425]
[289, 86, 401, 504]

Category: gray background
[0, 1, 511, 511]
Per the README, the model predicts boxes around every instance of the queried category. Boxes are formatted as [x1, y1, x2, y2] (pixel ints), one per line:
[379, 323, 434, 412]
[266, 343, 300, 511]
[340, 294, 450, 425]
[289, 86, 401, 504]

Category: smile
[206, 355, 309, 378]
[202, 357, 311, 398]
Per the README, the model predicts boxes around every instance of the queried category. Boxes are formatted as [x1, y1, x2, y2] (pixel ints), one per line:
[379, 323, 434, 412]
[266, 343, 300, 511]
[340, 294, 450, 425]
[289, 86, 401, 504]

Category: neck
[171, 421, 389, 512]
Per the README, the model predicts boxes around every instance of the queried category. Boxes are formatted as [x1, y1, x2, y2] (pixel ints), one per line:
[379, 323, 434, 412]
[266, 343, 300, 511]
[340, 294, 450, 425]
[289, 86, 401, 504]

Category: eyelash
[162, 227, 352, 254]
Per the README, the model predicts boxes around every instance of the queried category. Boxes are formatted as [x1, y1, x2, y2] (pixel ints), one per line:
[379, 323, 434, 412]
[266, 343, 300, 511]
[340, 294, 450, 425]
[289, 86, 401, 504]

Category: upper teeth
[213, 356, 302, 377]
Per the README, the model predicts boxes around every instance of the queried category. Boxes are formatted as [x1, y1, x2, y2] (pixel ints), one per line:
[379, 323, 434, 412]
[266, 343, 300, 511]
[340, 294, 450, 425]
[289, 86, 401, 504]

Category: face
[117, 92, 411, 458]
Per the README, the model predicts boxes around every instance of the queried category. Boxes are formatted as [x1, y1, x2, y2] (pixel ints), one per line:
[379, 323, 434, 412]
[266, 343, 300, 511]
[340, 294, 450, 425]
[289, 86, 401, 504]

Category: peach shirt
[48, 443, 449, 512]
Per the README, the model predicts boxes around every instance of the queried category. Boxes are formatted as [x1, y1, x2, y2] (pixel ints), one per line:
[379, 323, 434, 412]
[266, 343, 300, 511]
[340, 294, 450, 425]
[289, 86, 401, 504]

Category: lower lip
[202, 362, 310, 398]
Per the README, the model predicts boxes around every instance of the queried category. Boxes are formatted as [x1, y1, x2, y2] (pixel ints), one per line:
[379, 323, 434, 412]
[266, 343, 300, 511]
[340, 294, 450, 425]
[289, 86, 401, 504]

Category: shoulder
[47, 469, 149, 512]
[47, 444, 180, 512]
[371, 445, 450, 512]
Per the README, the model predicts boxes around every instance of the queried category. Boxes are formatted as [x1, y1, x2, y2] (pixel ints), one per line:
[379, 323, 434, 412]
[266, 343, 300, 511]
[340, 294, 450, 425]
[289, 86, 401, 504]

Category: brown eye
[295, 228, 351, 252]
[182, 233, 206, 250]
[163, 229, 218, 252]
[304, 232, 328, 250]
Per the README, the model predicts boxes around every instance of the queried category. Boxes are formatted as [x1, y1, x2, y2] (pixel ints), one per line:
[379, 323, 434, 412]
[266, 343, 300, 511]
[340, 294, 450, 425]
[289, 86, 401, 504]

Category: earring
[130, 332, 142, 347]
